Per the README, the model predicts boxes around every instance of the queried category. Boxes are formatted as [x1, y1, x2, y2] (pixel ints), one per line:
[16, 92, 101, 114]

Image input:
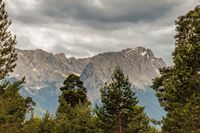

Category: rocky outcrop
[80, 47, 166, 103]
[11, 47, 166, 120]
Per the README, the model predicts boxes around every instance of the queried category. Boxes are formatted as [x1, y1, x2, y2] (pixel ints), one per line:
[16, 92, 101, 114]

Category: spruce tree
[152, 5, 200, 133]
[0, 0, 17, 80]
[96, 67, 150, 133]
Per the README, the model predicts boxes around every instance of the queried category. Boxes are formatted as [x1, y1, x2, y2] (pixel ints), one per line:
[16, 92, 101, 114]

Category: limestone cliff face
[12, 49, 89, 87]
[11, 47, 166, 119]
[13, 47, 165, 89]
[80, 47, 166, 103]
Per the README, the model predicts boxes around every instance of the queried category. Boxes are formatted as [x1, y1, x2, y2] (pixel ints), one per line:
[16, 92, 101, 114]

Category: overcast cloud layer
[5, 0, 198, 64]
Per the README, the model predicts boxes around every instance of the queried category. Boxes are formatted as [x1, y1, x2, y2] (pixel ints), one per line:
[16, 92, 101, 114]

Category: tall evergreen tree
[56, 74, 98, 133]
[152, 5, 200, 133]
[96, 67, 150, 133]
[0, 1, 28, 132]
[58, 74, 87, 110]
[0, 0, 17, 80]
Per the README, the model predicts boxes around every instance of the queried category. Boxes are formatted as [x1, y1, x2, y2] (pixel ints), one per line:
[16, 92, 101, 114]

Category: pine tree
[0, 1, 28, 132]
[0, 0, 17, 80]
[96, 67, 150, 133]
[152, 5, 200, 133]
[58, 74, 87, 110]
[56, 74, 98, 133]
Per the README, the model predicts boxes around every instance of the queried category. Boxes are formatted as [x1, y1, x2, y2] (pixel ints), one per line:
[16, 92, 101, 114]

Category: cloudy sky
[5, 0, 198, 64]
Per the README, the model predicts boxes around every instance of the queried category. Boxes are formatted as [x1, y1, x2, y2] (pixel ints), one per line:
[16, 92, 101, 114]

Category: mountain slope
[11, 49, 89, 87]
[11, 47, 166, 120]
[80, 47, 165, 103]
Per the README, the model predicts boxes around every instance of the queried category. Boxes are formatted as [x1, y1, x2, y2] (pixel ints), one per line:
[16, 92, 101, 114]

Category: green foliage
[127, 106, 150, 133]
[146, 127, 161, 133]
[0, 2, 32, 132]
[38, 112, 55, 133]
[0, 79, 26, 133]
[22, 118, 41, 133]
[0, 0, 17, 80]
[152, 5, 200, 133]
[23, 113, 56, 133]
[59, 74, 87, 108]
[56, 74, 99, 133]
[96, 67, 150, 133]
[23, 114, 56, 133]
[56, 103, 99, 133]
[0, 1, 26, 130]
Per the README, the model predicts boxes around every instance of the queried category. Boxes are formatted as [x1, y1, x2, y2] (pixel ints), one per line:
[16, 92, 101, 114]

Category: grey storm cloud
[5, 0, 198, 64]
[39, 0, 177, 23]
[7, 0, 182, 25]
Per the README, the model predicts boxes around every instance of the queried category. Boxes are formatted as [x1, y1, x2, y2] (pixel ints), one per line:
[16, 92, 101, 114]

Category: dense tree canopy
[153, 5, 200, 133]
[56, 74, 98, 133]
[59, 74, 88, 108]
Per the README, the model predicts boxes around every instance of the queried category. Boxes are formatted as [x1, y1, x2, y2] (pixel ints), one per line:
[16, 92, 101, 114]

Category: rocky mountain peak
[35, 48, 46, 53]
[12, 47, 166, 120]
[13, 47, 165, 88]
[121, 47, 155, 60]
[79, 47, 166, 104]
[55, 52, 66, 58]
[55, 53, 67, 63]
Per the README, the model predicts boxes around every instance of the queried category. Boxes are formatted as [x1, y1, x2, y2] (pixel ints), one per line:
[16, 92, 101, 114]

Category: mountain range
[10, 47, 166, 120]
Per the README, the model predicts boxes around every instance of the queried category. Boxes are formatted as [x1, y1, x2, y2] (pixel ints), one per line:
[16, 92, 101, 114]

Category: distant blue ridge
[135, 87, 166, 120]
[2, 77, 166, 121]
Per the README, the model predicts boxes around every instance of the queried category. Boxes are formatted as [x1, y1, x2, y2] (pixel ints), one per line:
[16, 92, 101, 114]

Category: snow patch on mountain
[11, 47, 166, 120]
[141, 51, 147, 56]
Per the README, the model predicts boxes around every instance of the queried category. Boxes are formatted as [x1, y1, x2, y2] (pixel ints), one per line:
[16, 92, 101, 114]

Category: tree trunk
[119, 117, 122, 133]
[116, 113, 123, 133]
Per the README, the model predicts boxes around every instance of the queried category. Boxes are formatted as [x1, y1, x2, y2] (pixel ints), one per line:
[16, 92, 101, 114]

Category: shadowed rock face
[11, 47, 166, 119]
